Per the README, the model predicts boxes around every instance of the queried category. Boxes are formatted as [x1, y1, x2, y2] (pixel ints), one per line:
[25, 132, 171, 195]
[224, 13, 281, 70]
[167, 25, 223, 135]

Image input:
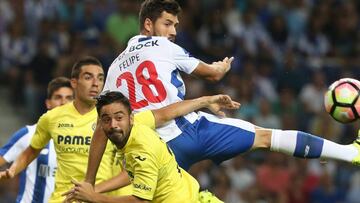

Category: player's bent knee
[253, 128, 272, 149]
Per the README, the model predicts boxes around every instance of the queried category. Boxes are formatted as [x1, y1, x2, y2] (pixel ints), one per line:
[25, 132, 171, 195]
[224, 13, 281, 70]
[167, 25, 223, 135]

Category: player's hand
[62, 180, 96, 202]
[0, 168, 15, 180]
[212, 56, 234, 73]
[206, 94, 240, 117]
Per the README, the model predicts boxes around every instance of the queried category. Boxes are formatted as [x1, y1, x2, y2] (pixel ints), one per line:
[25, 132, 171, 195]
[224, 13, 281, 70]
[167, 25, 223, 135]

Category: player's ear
[45, 99, 51, 109]
[143, 18, 153, 33]
[70, 78, 77, 89]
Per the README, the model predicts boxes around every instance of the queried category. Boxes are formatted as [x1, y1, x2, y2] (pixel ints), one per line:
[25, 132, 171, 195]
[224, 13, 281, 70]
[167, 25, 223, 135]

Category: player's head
[71, 56, 105, 105]
[45, 77, 74, 110]
[96, 91, 133, 149]
[139, 0, 181, 42]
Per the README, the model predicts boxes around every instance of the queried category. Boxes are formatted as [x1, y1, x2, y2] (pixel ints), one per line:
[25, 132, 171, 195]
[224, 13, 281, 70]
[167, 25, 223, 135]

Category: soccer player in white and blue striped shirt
[0, 77, 73, 203]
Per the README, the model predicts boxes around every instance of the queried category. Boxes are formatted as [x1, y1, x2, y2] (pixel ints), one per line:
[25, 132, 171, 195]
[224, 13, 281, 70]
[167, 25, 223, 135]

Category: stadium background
[0, 0, 359, 202]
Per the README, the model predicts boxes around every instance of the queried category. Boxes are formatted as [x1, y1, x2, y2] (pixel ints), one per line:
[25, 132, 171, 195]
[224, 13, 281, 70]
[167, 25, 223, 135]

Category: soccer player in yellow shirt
[64, 91, 240, 203]
[0, 56, 118, 203]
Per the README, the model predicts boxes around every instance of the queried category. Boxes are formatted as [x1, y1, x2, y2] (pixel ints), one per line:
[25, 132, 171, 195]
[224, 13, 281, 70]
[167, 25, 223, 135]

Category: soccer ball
[324, 78, 360, 123]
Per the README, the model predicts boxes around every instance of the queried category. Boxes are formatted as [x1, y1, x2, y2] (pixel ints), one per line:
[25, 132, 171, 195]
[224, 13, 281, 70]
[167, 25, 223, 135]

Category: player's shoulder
[130, 35, 174, 47]
[127, 126, 160, 157]
[41, 102, 74, 119]
[134, 110, 154, 121]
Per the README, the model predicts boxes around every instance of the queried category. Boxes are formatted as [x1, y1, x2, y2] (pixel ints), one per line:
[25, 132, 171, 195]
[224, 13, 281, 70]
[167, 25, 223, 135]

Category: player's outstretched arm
[0, 146, 41, 179]
[152, 94, 240, 127]
[95, 170, 131, 193]
[192, 57, 234, 82]
[85, 121, 108, 185]
[63, 180, 148, 203]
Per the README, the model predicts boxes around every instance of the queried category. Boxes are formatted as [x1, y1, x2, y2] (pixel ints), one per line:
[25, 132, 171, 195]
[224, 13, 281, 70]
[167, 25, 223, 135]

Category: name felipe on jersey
[118, 53, 140, 71]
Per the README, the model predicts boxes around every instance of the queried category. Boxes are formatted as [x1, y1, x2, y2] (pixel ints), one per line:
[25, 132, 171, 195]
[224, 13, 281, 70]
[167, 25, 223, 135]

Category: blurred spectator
[234, 5, 271, 57]
[0, 0, 15, 35]
[222, 0, 242, 37]
[105, 0, 139, 50]
[255, 59, 278, 102]
[256, 152, 291, 202]
[299, 70, 327, 116]
[267, 14, 292, 65]
[347, 171, 360, 203]
[24, 39, 56, 121]
[276, 51, 307, 95]
[72, 1, 103, 47]
[56, 0, 84, 26]
[197, 7, 234, 61]
[295, 11, 330, 70]
[286, 159, 320, 203]
[211, 166, 241, 203]
[227, 156, 255, 191]
[254, 98, 281, 129]
[0, 18, 35, 105]
[283, 0, 309, 39]
[234, 77, 258, 121]
[24, 0, 60, 38]
[310, 168, 346, 203]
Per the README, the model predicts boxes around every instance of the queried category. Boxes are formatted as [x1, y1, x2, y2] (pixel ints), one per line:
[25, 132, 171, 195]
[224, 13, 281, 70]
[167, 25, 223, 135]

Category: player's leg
[195, 111, 360, 166]
[167, 112, 256, 170]
[167, 117, 208, 170]
[183, 111, 256, 166]
[252, 124, 360, 164]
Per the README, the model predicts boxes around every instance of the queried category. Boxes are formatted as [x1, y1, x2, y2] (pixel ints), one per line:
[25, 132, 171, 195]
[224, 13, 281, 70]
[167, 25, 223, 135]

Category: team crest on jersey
[92, 122, 97, 131]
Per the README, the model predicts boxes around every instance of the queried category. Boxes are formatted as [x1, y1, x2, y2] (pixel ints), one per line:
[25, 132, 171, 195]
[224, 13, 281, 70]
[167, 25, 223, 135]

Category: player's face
[99, 102, 134, 149]
[72, 65, 104, 104]
[151, 11, 178, 42]
[45, 87, 74, 110]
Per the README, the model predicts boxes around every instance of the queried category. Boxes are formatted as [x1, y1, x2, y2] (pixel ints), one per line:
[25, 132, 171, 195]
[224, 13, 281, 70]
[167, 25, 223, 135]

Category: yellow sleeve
[30, 113, 51, 149]
[128, 151, 158, 201]
[134, 111, 155, 130]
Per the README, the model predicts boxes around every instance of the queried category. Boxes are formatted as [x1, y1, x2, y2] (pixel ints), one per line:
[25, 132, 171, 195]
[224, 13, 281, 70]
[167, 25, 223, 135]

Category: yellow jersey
[108, 150, 133, 196]
[31, 102, 115, 203]
[119, 110, 200, 203]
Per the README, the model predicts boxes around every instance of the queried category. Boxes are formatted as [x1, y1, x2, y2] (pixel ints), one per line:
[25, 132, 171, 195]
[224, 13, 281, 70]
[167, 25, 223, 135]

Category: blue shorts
[167, 112, 255, 170]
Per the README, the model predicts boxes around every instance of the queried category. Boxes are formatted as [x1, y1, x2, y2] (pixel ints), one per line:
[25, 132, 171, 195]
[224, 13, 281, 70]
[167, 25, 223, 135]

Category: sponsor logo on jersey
[134, 183, 152, 192]
[58, 123, 74, 128]
[129, 40, 159, 52]
[57, 135, 91, 145]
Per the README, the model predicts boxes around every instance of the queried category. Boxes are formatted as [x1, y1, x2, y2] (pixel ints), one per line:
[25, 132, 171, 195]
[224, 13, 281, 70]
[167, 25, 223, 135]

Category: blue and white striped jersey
[0, 124, 56, 203]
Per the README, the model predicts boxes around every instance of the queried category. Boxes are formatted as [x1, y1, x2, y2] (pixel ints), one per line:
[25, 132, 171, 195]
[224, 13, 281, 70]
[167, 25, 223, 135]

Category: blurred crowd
[0, 0, 359, 202]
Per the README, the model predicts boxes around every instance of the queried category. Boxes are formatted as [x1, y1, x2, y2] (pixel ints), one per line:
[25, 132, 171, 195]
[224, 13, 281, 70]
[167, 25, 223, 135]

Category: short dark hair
[139, 0, 181, 30]
[71, 56, 103, 79]
[47, 77, 72, 99]
[96, 91, 132, 115]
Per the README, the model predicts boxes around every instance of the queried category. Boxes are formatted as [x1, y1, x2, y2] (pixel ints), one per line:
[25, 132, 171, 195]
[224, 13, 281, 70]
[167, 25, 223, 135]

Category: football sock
[270, 129, 358, 162]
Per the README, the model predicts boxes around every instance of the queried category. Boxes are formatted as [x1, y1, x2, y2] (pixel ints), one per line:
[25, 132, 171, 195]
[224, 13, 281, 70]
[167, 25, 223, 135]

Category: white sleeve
[170, 42, 200, 74]
[0, 127, 32, 163]
[102, 63, 116, 93]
